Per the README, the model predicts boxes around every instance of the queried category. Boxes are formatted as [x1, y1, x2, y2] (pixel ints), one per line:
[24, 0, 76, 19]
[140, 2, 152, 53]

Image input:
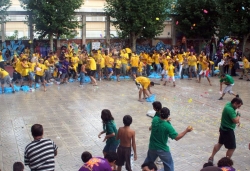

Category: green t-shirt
[220, 74, 234, 84]
[154, 111, 160, 118]
[103, 121, 120, 145]
[220, 102, 237, 130]
[149, 117, 178, 152]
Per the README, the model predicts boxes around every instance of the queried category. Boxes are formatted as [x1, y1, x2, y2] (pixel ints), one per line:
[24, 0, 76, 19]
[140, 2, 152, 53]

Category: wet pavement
[0, 75, 249, 171]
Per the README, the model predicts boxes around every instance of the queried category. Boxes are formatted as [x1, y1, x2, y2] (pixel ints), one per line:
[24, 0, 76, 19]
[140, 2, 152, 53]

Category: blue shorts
[103, 142, 119, 153]
[108, 68, 113, 73]
[131, 67, 138, 74]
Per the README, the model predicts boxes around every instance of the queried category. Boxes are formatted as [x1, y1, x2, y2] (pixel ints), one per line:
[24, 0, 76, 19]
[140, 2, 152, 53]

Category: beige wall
[5, 22, 28, 37]
[157, 21, 172, 38]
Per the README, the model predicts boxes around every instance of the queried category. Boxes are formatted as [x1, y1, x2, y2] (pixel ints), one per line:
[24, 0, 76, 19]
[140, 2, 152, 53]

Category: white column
[1, 16, 5, 43]
[82, 15, 86, 46]
[105, 16, 110, 48]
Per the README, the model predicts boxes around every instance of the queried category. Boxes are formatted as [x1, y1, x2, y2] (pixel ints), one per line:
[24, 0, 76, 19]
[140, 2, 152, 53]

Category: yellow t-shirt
[78, 54, 83, 65]
[125, 48, 132, 54]
[177, 54, 184, 63]
[130, 56, 139, 67]
[121, 53, 129, 64]
[100, 57, 105, 69]
[51, 55, 56, 62]
[153, 53, 160, 64]
[65, 53, 70, 59]
[53, 68, 58, 77]
[44, 60, 50, 70]
[141, 53, 148, 63]
[34, 53, 40, 59]
[68, 48, 73, 57]
[209, 61, 214, 65]
[89, 57, 96, 70]
[0, 68, 9, 78]
[13, 58, 19, 69]
[105, 55, 110, 67]
[230, 48, 235, 54]
[107, 57, 114, 68]
[229, 61, 233, 69]
[21, 61, 30, 76]
[223, 53, 229, 58]
[15, 60, 22, 74]
[243, 58, 249, 69]
[168, 65, 175, 77]
[201, 60, 209, 70]
[135, 76, 150, 89]
[138, 62, 144, 72]
[71, 56, 79, 67]
[36, 63, 46, 76]
[29, 62, 36, 72]
[185, 52, 190, 57]
[188, 55, 197, 66]
[116, 60, 122, 69]
[162, 58, 169, 70]
[95, 53, 102, 65]
[147, 57, 154, 65]
[0, 55, 3, 61]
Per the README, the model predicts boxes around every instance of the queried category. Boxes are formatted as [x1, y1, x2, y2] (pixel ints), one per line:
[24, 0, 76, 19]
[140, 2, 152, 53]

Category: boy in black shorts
[208, 97, 243, 163]
[116, 115, 137, 171]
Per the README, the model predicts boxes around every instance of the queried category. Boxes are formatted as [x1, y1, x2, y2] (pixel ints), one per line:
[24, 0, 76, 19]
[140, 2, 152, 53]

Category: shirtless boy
[116, 115, 137, 171]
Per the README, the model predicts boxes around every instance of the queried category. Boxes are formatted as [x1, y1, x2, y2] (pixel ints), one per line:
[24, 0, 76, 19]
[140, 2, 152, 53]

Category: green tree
[105, 0, 170, 51]
[0, 0, 11, 23]
[6, 30, 19, 40]
[173, 0, 219, 39]
[60, 30, 78, 39]
[217, 0, 250, 53]
[19, 0, 83, 50]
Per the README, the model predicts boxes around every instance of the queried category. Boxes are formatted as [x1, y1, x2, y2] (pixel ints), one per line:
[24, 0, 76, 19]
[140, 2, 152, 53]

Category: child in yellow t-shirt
[0, 68, 15, 93]
[100, 56, 105, 80]
[115, 57, 122, 82]
[138, 61, 144, 76]
[164, 61, 175, 87]
[239, 56, 250, 81]
[35, 58, 47, 92]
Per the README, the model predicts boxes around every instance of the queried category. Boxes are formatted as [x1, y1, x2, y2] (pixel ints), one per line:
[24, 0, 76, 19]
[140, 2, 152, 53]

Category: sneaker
[218, 97, 223, 100]
[236, 94, 239, 98]
[239, 77, 243, 79]
[208, 157, 214, 164]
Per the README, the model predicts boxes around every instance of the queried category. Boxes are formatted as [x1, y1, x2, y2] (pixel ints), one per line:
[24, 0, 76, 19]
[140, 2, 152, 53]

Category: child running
[197, 56, 212, 86]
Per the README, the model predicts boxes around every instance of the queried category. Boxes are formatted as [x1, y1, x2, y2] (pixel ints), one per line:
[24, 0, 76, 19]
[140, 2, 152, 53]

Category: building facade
[3, 0, 172, 40]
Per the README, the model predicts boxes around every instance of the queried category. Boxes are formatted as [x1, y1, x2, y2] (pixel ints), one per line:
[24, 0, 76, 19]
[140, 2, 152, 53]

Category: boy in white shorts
[197, 57, 212, 86]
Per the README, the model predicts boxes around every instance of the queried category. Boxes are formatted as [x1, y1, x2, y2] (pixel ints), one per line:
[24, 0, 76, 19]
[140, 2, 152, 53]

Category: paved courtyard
[0, 76, 249, 171]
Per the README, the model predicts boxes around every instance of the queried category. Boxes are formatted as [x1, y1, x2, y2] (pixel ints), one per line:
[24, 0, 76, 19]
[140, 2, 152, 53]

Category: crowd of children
[0, 42, 249, 94]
